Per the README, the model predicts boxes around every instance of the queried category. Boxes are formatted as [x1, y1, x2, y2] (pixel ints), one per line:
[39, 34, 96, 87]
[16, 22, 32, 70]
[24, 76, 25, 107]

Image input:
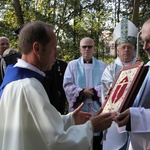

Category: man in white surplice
[101, 18, 138, 150]
[0, 21, 113, 150]
[63, 37, 107, 150]
[114, 18, 150, 150]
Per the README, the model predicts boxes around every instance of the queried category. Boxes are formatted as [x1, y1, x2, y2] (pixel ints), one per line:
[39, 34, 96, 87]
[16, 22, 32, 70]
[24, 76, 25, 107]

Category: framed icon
[102, 63, 149, 113]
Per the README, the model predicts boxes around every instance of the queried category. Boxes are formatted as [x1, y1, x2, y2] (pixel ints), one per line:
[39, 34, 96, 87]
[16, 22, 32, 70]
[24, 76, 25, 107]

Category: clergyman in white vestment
[101, 18, 138, 150]
[63, 37, 107, 150]
[114, 18, 150, 150]
[0, 21, 113, 150]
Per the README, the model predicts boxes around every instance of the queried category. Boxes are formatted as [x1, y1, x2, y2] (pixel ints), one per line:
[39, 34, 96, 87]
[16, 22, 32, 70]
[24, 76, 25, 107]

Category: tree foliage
[0, 0, 149, 63]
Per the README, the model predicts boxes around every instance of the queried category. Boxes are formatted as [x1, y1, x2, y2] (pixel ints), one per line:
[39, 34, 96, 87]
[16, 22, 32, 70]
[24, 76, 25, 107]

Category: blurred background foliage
[0, 0, 150, 64]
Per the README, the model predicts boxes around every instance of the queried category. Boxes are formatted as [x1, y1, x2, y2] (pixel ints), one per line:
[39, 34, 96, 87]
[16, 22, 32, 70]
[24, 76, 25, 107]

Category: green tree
[0, 0, 150, 63]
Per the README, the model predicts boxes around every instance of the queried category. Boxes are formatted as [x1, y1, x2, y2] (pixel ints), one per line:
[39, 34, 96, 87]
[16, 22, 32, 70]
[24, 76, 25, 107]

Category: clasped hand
[82, 88, 94, 98]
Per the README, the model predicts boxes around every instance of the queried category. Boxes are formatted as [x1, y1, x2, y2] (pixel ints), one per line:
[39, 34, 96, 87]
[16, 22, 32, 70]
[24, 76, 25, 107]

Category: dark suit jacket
[44, 59, 67, 114]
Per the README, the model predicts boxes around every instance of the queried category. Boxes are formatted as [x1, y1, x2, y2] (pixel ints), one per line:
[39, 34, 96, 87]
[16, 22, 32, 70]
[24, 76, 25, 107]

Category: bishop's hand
[113, 109, 130, 127]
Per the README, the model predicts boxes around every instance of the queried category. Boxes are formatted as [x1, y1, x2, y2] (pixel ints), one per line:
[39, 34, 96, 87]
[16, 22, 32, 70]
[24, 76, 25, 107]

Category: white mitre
[113, 18, 138, 47]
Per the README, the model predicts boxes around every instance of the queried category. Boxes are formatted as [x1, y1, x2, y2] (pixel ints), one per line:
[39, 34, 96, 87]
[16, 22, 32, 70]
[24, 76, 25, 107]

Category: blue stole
[0, 64, 44, 98]
[133, 61, 150, 107]
[77, 57, 101, 113]
[77, 57, 101, 87]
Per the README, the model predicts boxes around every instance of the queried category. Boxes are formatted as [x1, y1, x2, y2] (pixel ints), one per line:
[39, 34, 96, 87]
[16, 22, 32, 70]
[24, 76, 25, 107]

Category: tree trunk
[132, 0, 140, 27]
[11, 0, 24, 25]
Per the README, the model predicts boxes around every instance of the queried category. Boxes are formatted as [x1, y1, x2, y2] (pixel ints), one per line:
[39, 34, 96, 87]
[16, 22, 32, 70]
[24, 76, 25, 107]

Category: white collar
[115, 57, 135, 67]
[14, 59, 45, 77]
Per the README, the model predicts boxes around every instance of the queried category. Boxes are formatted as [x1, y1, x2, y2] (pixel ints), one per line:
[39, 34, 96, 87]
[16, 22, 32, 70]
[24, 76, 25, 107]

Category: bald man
[63, 37, 107, 150]
[0, 36, 10, 56]
[0, 36, 10, 83]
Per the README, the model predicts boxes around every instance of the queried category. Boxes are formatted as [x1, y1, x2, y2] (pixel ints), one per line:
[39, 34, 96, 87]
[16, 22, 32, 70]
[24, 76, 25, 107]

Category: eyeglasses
[81, 45, 93, 49]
